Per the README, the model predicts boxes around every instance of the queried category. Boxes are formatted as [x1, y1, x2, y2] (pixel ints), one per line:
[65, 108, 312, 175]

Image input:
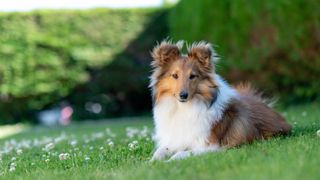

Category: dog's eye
[172, 73, 178, 79]
[189, 74, 197, 80]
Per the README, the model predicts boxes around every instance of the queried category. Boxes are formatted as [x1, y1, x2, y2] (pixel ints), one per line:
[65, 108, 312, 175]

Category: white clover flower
[84, 156, 90, 161]
[45, 159, 50, 163]
[44, 142, 55, 151]
[99, 147, 104, 150]
[70, 140, 78, 147]
[9, 166, 16, 172]
[108, 141, 114, 147]
[128, 140, 139, 151]
[317, 129, 320, 137]
[58, 153, 70, 160]
[9, 162, 16, 172]
[126, 127, 139, 138]
[106, 138, 114, 147]
[92, 132, 104, 139]
[11, 157, 16, 161]
[10, 162, 16, 167]
[105, 128, 116, 137]
[16, 149, 23, 155]
[139, 126, 150, 138]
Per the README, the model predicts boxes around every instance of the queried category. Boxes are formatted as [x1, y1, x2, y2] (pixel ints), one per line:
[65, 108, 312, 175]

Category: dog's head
[150, 40, 219, 104]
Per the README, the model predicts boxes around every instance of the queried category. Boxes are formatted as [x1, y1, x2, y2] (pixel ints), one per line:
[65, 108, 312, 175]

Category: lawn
[0, 103, 319, 180]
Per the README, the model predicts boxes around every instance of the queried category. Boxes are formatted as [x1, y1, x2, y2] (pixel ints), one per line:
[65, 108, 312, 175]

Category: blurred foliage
[170, 0, 320, 103]
[0, 8, 168, 123]
[0, 1, 319, 124]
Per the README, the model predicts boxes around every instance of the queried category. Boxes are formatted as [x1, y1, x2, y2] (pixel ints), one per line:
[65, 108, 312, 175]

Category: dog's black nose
[179, 91, 189, 100]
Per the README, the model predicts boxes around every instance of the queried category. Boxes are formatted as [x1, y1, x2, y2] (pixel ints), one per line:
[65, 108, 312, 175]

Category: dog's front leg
[167, 150, 192, 162]
[192, 144, 221, 156]
[167, 144, 221, 162]
[150, 147, 172, 162]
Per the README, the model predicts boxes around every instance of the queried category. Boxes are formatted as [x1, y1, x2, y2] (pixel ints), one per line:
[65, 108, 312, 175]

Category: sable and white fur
[149, 40, 292, 161]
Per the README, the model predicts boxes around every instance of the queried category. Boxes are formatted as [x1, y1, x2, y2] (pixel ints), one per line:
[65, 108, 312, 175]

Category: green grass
[0, 103, 319, 180]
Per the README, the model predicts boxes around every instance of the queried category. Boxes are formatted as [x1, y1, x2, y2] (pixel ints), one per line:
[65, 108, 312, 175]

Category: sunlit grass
[0, 124, 28, 139]
[0, 103, 319, 179]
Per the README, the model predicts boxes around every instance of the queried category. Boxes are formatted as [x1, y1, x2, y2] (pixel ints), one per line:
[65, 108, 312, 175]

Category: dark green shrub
[170, 0, 320, 103]
[0, 8, 168, 123]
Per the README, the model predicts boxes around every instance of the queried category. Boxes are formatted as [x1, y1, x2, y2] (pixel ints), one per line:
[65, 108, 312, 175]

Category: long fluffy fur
[149, 40, 292, 161]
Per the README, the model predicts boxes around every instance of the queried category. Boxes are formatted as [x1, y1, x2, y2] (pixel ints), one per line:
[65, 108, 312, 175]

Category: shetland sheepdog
[149, 40, 292, 161]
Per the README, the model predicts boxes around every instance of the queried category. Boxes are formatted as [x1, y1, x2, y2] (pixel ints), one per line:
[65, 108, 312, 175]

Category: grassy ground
[0, 103, 319, 180]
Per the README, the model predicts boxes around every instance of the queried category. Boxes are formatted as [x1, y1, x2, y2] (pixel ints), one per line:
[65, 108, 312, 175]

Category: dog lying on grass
[149, 40, 292, 161]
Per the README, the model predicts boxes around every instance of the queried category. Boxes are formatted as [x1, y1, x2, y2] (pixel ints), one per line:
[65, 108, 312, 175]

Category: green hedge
[0, 8, 168, 123]
[170, 0, 320, 103]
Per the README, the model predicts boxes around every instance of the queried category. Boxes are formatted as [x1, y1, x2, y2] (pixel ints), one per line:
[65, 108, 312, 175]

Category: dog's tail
[235, 83, 276, 108]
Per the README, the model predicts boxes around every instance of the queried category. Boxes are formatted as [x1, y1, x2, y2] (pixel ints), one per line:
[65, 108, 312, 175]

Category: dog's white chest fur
[153, 97, 214, 151]
[152, 75, 238, 152]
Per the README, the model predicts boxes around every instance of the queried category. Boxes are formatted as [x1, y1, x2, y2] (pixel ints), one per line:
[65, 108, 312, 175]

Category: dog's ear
[188, 42, 218, 72]
[151, 40, 183, 67]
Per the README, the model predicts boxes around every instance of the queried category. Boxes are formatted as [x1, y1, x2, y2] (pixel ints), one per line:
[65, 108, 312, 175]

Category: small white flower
[106, 138, 114, 147]
[108, 141, 114, 147]
[45, 159, 50, 163]
[58, 153, 70, 160]
[9, 166, 16, 172]
[16, 149, 23, 155]
[92, 132, 104, 139]
[139, 126, 149, 138]
[317, 129, 320, 137]
[89, 146, 94, 150]
[128, 140, 139, 150]
[126, 127, 139, 138]
[70, 140, 77, 147]
[10, 162, 16, 167]
[9, 162, 16, 172]
[105, 128, 116, 137]
[99, 147, 104, 150]
[44, 142, 55, 151]
[84, 156, 90, 161]
[11, 157, 16, 161]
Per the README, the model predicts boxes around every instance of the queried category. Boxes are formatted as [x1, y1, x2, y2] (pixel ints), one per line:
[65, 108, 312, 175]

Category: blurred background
[0, 0, 319, 125]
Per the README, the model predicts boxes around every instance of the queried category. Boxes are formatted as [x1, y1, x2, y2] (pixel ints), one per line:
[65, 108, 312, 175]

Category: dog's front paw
[166, 151, 191, 162]
[150, 148, 170, 162]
